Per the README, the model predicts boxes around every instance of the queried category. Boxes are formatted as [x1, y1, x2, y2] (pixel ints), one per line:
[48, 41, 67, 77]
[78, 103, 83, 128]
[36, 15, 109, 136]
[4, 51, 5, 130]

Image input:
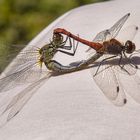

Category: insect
[54, 13, 140, 106]
[0, 33, 80, 90]
[0, 31, 89, 121]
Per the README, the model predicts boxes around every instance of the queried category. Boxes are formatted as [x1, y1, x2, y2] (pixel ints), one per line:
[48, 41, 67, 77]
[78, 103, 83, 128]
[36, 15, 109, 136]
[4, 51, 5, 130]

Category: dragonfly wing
[116, 25, 138, 43]
[95, 13, 130, 42]
[120, 73, 140, 103]
[129, 51, 140, 69]
[87, 13, 130, 52]
[91, 55, 126, 106]
[113, 55, 137, 76]
[86, 29, 111, 52]
[0, 47, 47, 92]
[93, 30, 111, 43]
[2, 73, 51, 121]
[108, 53, 140, 103]
[0, 61, 44, 92]
[3, 47, 39, 75]
[108, 13, 130, 39]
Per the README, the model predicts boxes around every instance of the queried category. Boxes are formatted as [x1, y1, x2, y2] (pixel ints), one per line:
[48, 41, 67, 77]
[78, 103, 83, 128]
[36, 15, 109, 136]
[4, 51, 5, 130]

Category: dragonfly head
[53, 33, 63, 46]
[125, 40, 136, 54]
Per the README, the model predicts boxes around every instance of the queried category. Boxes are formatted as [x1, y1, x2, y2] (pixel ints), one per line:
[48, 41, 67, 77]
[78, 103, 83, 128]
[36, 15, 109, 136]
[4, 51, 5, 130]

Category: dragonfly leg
[57, 49, 77, 56]
[62, 35, 69, 44]
[94, 55, 117, 76]
[118, 53, 123, 67]
[117, 52, 137, 75]
[59, 36, 71, 50]
[55, 34, 71, 49]
[57, 36, 79, 56]
[118, 53, 129, 74]
[121, 52, 138, 70]
[124, 52, 138, 69]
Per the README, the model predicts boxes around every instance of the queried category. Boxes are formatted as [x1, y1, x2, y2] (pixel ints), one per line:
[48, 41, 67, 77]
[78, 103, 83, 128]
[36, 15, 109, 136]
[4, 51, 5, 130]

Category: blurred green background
[0, 0, 108, 72]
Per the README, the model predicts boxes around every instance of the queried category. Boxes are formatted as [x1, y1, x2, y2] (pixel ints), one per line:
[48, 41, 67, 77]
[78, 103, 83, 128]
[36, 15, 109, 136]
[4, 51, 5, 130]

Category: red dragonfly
[54, 13, 140, 106]
[54, 13, 131, 51]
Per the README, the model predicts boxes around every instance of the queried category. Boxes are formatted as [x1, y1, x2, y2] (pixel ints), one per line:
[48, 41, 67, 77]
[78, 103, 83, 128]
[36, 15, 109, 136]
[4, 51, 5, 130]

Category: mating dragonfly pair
[0, 13, 139, 121]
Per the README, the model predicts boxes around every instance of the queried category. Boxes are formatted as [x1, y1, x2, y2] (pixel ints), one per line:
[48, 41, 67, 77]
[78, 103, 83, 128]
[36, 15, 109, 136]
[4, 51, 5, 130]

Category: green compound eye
[53, 33, 64, 46]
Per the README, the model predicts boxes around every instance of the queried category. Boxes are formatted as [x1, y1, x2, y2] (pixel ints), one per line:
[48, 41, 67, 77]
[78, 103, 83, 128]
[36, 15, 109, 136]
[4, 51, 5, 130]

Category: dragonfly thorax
[124, 40, 136, 54]
[102, 39, 123, 55]
[39, 45, 55, 64]
[102, 39, 136, 55]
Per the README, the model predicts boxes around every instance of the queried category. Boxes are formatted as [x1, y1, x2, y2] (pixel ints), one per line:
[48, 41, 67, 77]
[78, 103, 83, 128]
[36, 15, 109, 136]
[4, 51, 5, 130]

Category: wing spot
[117, 86, 119, 92]
[136, 26, 139, 30]
[124, 98, 127, 104]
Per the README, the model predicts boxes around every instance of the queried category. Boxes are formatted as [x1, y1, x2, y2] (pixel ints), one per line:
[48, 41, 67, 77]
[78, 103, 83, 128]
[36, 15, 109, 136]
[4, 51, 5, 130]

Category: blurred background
[0, 0, 108, 72]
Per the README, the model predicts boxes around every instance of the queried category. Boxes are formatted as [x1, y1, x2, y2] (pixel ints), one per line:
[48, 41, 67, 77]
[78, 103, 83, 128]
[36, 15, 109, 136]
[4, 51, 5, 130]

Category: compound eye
[53, 33, 63, 42]
[125, 40, 135, 54]
[53, 34, 57, 40]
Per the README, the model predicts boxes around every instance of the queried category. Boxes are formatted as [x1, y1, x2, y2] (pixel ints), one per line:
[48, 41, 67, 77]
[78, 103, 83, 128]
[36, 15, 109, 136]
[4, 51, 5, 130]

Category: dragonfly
[0, 32, 89, 121]
[54, 13, 140, 106]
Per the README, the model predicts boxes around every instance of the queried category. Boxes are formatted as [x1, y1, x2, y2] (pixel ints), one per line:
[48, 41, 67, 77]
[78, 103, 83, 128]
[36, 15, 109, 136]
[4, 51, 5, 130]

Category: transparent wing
[87, 13, 130, 52]
[129, 51, 140, 69]
[0, 62, 41, 92]
[0, 43, 39, 73]
[1, 73, 51, 121]
[116, 25, 138, 43]
[90, 55, 126, 106]
[3, 47, 40, 75]
[120, 72, 140, 103]
[120, 49, 140, 103]
[94, 13, 130, 43]
[110, 55, 137, 76]
[108, 13, 130, 39]
[0, 47, 47, 92]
